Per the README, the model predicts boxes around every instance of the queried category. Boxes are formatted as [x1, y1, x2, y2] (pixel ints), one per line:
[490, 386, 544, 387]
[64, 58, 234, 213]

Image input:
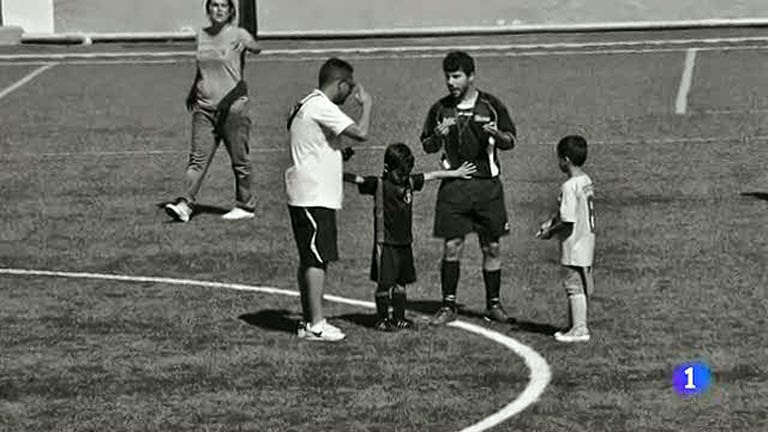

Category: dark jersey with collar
[420, 90, 516, 178]
[357, 173, 426, 245]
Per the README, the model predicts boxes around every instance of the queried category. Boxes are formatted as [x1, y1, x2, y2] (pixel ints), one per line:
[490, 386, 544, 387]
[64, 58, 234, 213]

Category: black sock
[441, 260, 460, 309]
[374, 286, 392, 320]
[483, 269, 501, 308]
[392, 286, 407, 321]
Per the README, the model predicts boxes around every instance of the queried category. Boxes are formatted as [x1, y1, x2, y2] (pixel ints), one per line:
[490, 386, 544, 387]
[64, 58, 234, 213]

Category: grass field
[1, 31, 767, 431]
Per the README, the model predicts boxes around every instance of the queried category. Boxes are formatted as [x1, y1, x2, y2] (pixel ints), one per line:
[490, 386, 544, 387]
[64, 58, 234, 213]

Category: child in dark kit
[344, 143, 476, 331]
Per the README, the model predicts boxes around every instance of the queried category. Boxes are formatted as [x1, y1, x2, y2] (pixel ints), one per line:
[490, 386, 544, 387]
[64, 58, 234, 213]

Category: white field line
[2, 135, 766, 160]
[0, 44, 766, 67]
[0, 35, 766, 62]
[0, 63, 57, 100]
[675, 49, 698, 114]
[0, 267, 551, 432]
[702, 108, 768, 115]
[0, 44, 764, 67]
[451, 320, 551, 432]
[29, 149, 195, 157]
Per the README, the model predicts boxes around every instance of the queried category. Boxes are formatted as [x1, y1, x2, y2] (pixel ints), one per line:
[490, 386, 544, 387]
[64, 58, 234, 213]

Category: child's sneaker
[392, 318, 417, 331]
[297, 319, 346, 342]
[554, 326, 590, 343]
[374, 318, 397, 332]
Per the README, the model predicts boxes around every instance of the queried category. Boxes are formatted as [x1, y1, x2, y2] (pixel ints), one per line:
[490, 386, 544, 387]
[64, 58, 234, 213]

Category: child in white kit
[537, 135, 595, 343]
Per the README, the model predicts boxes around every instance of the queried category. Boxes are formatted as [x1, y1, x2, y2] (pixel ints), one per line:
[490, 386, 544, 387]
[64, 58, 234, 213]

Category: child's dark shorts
[370, 243, 416, 286]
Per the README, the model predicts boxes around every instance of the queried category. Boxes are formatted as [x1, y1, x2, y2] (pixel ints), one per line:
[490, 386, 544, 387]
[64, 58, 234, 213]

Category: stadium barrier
[2, 0, 768, 44]
[17, 18, 768, 45]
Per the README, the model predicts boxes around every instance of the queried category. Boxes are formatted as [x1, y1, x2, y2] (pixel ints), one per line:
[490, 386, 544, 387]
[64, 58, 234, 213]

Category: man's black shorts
[370, 243, 416, 286]
[434, 177, 509, 239]
[288, 206, 338, 268]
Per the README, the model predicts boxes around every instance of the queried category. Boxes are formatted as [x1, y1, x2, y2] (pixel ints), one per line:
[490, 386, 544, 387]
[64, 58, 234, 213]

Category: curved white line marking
[0, 267, 551, 431]
[449, 321, 551, 432]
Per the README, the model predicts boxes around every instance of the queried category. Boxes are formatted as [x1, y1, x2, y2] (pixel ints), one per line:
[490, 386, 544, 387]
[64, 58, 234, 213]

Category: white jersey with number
[285, 89, 354, 209]
[559, 174, 595, 267]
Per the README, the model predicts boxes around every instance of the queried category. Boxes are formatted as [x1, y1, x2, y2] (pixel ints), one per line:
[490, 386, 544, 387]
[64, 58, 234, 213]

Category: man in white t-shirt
[285, 57, 373, 342]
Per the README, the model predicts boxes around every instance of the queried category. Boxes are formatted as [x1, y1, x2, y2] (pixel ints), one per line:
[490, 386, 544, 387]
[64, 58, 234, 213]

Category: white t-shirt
[559, 174, 596, 267]
[285, 90, 355, 209]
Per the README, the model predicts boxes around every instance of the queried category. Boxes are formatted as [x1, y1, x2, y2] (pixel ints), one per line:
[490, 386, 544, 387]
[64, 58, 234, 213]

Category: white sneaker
[297, 319, 346, 342]
[165, 201, 191, 222]
[554, 326, 591, 343]
[222, 207, 255, 220]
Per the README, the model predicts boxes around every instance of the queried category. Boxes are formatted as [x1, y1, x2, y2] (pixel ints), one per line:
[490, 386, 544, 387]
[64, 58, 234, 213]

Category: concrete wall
[7, 0, 768, 34]
[256, 0, 768, 33]
[53, 0, 207, 33]
[2, 0, 54, 33]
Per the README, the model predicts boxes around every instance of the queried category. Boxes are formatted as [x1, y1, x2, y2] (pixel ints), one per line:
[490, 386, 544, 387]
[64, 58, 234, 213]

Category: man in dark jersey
[344, 143, 476, 331]
[420, 51, 517, 325]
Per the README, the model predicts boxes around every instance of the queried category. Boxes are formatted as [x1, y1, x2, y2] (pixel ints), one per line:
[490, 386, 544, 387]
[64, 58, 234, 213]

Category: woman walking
[165, 0, 261, 222]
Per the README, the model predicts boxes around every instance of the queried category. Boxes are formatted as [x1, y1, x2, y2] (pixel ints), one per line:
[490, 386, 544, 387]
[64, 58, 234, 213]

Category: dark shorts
[288, 206, 338, 268]
[370, 243, 416, 286]
[434, 177, 509, 239]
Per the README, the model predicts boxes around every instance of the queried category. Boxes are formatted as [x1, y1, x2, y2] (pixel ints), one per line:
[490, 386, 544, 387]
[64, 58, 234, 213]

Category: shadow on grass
[334, 312, 378, 329]
[239, 309, 298, 334]
[301, 301, 563, 335]
[406, 300, 457, 316]
[241, 310, 391, 333]
[408, 300, 560, 335]
[513, 320, 561, 336]
[193, 204, 230, 215]
[408, 300, 491, 321]
[740, 192, 768, 201]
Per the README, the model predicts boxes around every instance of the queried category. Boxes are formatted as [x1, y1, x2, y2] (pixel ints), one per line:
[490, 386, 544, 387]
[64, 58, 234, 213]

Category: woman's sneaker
[164, 200, 191, 222]
[297, 319, 346, 342]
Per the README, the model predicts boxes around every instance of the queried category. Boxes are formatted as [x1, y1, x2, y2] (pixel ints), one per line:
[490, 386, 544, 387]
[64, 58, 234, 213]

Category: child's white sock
[569, 293, 588, 329]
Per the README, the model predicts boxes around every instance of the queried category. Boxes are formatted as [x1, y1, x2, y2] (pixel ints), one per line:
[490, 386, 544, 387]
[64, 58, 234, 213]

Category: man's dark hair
[557, 135, 588, 166]
[384, 143, 415, 177]
[318, 57, 354, 88]
[442, 51, 475, 75]
[205, 0, 237, 24]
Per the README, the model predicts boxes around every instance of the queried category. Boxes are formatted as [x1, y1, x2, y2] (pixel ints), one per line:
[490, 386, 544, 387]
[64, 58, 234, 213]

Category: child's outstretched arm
[344, 172, 380, 197]
[343, 172, 364, 184]
[423, 161, 477, 181]
[536, 213, 573, 239]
